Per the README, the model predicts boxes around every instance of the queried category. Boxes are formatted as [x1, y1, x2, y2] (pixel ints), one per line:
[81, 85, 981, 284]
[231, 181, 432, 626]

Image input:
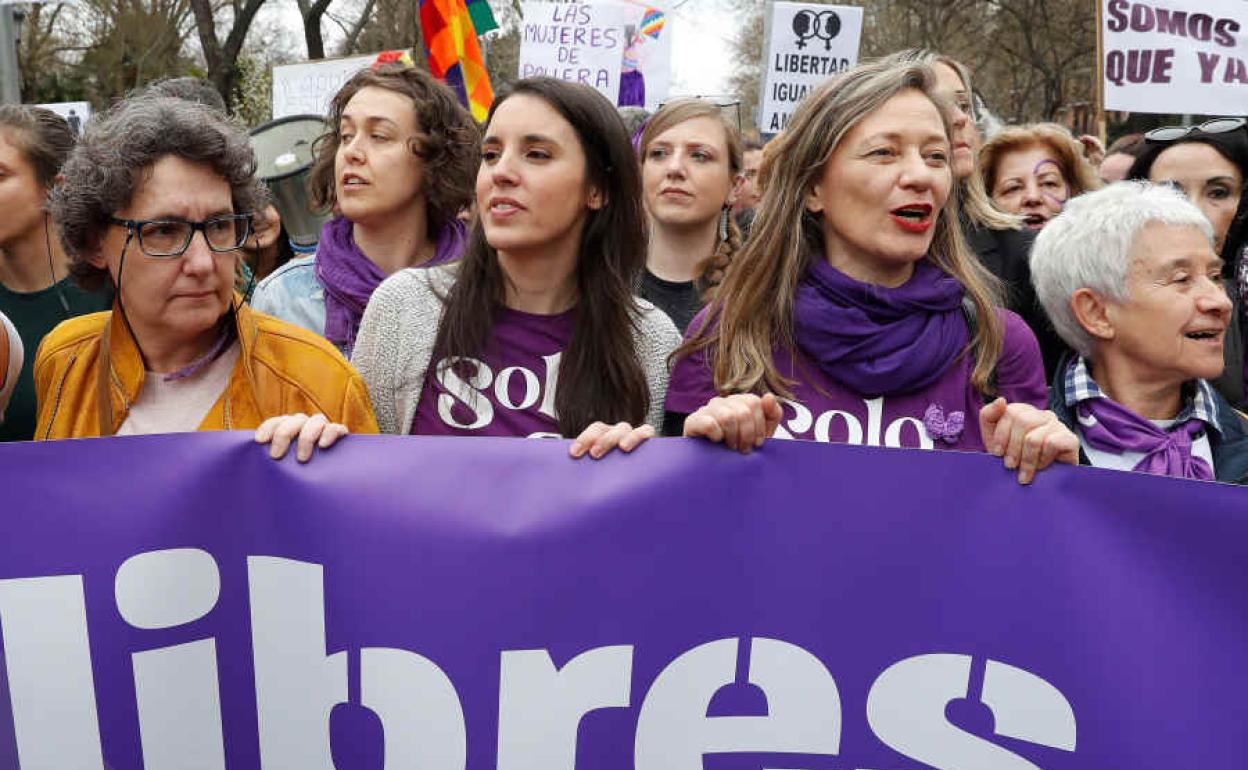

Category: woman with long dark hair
[351, 78, 681, 457]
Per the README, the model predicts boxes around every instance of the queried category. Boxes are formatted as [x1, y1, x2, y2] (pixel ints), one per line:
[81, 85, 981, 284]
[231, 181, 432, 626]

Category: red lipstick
[889, 204, 934, 234]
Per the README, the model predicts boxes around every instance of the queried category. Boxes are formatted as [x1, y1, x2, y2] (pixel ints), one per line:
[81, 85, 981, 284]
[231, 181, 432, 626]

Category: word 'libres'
[0, 551, 1077, 768]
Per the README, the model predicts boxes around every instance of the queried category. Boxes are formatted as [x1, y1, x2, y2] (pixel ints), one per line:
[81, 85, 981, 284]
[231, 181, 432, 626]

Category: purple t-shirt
[666, 308, 1047, 452]
[411, 307, 574, 437]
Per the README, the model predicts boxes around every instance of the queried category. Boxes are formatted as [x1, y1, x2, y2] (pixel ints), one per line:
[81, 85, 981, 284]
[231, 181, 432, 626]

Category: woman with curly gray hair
[1032, 181, 1248, 483]
[34, 94, 378, 459]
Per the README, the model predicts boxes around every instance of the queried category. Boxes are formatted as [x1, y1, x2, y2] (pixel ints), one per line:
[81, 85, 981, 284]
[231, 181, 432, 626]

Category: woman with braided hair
[637, 99, 743, 333]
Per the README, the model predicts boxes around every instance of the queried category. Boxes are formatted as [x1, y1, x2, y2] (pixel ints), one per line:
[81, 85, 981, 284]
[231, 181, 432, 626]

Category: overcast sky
[666, 0, 738, 97]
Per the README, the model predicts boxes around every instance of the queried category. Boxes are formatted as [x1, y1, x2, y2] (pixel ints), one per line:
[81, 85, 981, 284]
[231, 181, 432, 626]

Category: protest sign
[760, 2, 863, 133]
[618, 2, 671, 111]
[1101, 0, 1248, 114]
[272, 54, 374, 119]
[0, 433, 1246, 767]
[37, 101, 89, 136]
[519, 2, 640, 102]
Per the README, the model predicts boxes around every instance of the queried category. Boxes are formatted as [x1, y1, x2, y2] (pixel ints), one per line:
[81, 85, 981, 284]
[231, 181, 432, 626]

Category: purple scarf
[1077, 398, 1215, 480]
[792, 258, 968, 396]
[315, 215, 467, 349]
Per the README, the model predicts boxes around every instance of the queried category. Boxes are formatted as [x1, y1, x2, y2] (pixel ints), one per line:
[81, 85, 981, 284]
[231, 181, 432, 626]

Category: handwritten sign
[760, 2, 863, 133]
[37, 101, 90, 136]
[272, 54, 375, 119]
[1102, 0, 1248, 114]
[618, 2, 672, 111]
[519, 2, 639, 102]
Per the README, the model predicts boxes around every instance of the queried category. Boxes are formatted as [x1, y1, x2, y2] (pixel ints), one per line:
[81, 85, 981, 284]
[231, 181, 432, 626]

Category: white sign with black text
[272, 54, 375, 120]
[1102, 0, 1248, 114]
[760, 2, 863, 134]
[519, 2, 641, 103]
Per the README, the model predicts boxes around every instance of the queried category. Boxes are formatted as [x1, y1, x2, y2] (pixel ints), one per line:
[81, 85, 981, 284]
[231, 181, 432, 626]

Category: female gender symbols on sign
[792, 9, 842, 50]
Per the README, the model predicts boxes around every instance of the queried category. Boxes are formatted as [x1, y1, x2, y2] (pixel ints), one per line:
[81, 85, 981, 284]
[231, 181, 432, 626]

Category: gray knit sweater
[352, 264, 683, 435]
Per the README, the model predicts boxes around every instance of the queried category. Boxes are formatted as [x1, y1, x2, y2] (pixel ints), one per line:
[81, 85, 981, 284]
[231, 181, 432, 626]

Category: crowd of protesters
[0, 48, 1244, 485]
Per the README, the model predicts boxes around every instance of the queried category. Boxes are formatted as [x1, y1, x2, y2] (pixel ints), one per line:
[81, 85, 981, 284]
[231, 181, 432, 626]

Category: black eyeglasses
[108, 214, 253, 257]
[1144, 118, 1247, 143]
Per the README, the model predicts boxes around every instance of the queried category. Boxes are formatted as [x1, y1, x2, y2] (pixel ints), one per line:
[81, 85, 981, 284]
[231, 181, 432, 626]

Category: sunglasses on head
[1145, 118, 1247, 143]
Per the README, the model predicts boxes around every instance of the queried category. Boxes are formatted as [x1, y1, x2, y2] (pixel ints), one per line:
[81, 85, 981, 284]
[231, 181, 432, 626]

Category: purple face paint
[1032, 158, 1070, 207]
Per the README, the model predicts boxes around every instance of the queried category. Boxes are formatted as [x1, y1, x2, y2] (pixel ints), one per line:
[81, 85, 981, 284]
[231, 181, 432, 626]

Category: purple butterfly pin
[923, 404, 965, 444]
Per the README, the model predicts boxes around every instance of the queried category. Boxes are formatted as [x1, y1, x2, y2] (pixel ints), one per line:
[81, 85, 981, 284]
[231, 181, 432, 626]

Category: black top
[640, 270, 702, 335]
[962, 219, 1069, 380]
[0, 277, 113, 441]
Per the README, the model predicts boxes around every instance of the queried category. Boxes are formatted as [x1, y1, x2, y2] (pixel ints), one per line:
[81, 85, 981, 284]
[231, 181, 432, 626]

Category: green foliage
[231, 54, 273, 129]
[18, 0, 197, 108]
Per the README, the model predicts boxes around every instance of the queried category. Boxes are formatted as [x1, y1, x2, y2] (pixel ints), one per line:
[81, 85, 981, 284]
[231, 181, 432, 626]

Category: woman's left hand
[255, 413, 350, 462]
[979, 398, 1079, 485]
[569, 421, 656, 459]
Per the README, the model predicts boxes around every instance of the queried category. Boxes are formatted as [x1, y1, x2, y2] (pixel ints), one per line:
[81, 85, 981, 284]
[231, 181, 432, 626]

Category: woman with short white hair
[1031, 181, 1248, 482]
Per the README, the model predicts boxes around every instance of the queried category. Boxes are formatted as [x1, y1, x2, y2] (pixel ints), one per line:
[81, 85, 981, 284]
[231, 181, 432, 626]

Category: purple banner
[0, 433, 1245, 768]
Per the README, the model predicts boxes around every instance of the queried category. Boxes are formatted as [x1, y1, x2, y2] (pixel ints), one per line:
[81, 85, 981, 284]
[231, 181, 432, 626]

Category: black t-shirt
[640, 270, 702, 334]
[0, 277, 113, 441]
[963, 222, 1069, 381]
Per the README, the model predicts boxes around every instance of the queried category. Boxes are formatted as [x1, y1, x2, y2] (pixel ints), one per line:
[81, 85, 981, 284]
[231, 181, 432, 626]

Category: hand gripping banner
[0, 433, 1244, 768]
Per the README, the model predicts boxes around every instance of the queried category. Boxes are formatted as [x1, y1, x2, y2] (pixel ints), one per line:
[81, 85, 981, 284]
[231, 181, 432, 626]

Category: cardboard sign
[760, 2, 863, 133]
[272, 54, 375, 119]
[1102, 0, 1248, 114]
[519, 2, 640, 103]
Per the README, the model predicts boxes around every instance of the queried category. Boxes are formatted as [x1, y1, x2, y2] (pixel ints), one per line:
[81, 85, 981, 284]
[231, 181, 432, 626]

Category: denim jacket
[250, 256, 341, 354]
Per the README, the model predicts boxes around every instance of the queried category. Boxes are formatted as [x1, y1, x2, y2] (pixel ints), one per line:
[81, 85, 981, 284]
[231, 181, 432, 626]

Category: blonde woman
[979, 123, 1102, 231]
[637, 99, 744, 332]
[665, 59, 1078, 484]
[888, 50, 1068, 378]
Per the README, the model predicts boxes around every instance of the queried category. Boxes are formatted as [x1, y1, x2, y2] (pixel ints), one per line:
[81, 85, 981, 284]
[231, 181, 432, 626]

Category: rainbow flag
[639, 7, 665, 39]
[466, 0, 498, 34]
[420, 0, 494, 122]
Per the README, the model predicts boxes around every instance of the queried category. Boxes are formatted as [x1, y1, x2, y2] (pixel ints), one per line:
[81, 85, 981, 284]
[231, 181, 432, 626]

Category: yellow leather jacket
[34, 298, 379, 439]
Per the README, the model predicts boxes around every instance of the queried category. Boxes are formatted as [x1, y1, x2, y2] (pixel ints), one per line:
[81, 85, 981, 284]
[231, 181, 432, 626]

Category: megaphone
[249, 114, 331, 248]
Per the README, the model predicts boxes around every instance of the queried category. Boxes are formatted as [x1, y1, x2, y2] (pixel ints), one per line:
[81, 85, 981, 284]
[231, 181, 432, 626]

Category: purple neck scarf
[315, 215, 467, 349]
[1077, 397, 1215, 480]
[792, 258, 967, 397]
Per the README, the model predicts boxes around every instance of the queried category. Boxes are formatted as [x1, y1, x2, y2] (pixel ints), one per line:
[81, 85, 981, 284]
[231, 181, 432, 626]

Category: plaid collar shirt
[1063, 355, 1223, 437]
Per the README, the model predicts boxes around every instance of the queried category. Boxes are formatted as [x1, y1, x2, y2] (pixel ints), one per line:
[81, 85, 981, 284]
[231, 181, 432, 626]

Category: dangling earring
[717, 206, 729, 243]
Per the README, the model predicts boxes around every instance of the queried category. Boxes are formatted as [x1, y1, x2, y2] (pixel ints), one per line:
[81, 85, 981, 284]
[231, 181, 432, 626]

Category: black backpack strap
[960, 295, 998, 403]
